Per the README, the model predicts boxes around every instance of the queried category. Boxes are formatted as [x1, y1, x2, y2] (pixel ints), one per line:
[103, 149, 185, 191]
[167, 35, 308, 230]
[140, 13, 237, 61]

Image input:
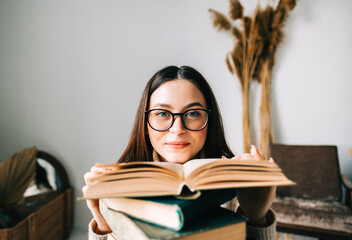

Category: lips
[165, 141, 190, 149]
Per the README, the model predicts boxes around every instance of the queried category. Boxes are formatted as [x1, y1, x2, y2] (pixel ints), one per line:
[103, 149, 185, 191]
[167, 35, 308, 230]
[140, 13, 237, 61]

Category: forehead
[149, 79, 206, 109]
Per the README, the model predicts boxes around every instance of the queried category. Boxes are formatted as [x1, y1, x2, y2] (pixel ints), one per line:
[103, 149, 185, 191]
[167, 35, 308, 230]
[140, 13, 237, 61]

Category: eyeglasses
[145, 109, 211, 132]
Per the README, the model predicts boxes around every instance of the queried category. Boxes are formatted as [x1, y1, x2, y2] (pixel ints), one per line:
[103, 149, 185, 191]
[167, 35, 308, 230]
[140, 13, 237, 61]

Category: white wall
[1, 0, 351, 235]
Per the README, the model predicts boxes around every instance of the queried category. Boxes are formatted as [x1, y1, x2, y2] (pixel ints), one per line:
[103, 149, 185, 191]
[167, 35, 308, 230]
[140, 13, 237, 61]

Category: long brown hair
[118, 66, 234, 163]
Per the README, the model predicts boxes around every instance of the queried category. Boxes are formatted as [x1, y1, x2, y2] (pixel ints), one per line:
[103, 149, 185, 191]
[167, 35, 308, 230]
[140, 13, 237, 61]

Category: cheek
[147, 126, 163, 148]
[192, 127, 208, 149]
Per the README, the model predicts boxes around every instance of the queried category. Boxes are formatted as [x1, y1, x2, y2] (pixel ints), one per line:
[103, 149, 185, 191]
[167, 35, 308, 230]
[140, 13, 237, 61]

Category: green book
[101, 189, 237, 231]
[101, 202, 246, 240]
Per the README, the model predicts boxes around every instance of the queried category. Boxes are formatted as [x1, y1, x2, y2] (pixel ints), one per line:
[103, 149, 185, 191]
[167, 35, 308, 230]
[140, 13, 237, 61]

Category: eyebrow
[152, 102, 205, 110]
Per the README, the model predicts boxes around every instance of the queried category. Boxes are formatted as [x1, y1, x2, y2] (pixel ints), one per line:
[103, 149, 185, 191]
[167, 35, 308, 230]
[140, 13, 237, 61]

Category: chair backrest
[270, 144, 341, 201]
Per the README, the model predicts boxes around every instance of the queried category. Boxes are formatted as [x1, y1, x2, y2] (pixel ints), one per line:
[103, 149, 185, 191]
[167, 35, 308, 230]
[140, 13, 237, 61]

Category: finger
[82, 185, 88, 195]
[250, 145, 264, 161]
[83, 186, 99, 209]
[91, 166, 104, 173]
[242, 153, 254, 159]
[269, 157, 275, 163]
[231, 156, 241, 160]
[91, 165, 115, 173]
[84, 172, 97, 184]
[95, 163, 120, 171]
[237, 153, 255, 161]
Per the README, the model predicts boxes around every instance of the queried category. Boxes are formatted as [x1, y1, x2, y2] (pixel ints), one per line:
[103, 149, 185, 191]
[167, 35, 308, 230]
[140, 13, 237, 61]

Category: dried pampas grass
[209, 9, 232, 31]
[229, 0, 243, 20]
[209, 0, 296, 157]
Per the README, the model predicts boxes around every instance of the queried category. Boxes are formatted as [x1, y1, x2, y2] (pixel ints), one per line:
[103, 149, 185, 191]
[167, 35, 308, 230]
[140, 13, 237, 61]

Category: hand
[82, 166, 112, 234]
[234, 145, 276, 227]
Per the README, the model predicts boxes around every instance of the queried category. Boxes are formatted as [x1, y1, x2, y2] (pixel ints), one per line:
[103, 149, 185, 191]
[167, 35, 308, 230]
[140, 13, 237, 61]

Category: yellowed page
[155, 162, 185, 178]
[182, 159, 220, 178]
[95, 161, 185, 179]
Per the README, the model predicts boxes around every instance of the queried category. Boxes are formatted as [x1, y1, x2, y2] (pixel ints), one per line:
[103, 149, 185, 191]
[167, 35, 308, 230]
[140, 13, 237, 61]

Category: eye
[185, 110, 201, 118]
[155, 110, 170, 118]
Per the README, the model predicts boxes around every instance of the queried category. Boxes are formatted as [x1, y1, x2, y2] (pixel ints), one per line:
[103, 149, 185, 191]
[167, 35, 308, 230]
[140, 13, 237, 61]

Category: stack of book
[84, 158, 294, 240]
[100, 189, 245, 240]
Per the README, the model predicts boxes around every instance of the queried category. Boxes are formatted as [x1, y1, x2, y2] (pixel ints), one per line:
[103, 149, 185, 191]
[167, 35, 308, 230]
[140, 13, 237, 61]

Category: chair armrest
[341, 175, 352, 208]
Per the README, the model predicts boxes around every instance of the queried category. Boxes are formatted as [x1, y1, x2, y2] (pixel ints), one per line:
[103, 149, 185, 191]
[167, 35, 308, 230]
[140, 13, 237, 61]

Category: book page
[182, 159, 220, 178]
[153, 162, 185, 178]
[95, 161, 185, 179]
[183, 158, 282, 179]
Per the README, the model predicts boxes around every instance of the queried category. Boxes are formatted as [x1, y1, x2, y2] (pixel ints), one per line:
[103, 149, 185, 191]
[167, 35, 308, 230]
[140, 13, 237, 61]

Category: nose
[169, 115, 186, 134]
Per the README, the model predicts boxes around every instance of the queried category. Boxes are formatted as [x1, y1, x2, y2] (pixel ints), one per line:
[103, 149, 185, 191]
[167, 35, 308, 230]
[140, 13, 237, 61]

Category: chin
[162, 154, 191, 164]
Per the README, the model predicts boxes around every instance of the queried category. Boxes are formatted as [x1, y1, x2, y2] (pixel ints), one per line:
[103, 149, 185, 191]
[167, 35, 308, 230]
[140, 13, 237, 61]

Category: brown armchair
[270, 144, 352, 240]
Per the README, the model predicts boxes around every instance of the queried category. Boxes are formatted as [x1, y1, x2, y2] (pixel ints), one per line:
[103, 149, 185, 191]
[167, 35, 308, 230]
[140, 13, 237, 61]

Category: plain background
[1, 0, 351, 237]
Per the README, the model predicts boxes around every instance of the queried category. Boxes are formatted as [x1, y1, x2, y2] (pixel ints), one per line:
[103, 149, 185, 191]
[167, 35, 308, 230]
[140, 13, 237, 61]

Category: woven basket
[0, 150, 73, 240]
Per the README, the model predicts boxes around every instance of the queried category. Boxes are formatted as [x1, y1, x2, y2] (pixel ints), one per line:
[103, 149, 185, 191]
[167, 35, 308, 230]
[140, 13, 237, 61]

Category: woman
[83, 66, 276, 240]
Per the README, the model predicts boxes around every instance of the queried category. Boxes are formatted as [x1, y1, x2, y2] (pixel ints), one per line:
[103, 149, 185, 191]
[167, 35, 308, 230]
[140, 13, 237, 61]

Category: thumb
[250, 145, 264, 161]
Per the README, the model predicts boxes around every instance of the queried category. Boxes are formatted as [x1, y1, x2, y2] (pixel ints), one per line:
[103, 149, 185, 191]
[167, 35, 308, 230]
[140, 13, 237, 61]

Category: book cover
[84, 158, 294, 199]
[102, 188, 237, 231]
[101, 202, 246, 240]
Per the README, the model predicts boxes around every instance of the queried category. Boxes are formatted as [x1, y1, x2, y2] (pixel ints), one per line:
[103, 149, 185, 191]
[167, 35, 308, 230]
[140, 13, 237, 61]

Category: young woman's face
[147, 79, 208, 164]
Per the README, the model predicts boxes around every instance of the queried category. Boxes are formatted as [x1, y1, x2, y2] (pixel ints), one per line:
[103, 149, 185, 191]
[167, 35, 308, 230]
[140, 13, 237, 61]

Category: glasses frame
[145, 108, 211, 132]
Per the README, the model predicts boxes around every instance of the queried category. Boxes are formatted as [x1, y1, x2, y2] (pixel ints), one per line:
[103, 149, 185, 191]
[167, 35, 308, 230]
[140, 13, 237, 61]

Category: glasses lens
[182, 109, 208, 130]
[147, 109, 209, 131]
[147, 109, 173, 131]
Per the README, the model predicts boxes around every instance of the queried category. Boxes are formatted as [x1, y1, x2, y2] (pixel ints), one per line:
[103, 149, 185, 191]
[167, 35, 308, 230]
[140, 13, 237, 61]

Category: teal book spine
[103, 188, 237, 231]
[159, 188, 237, 229]
[101, 204, 246, 240]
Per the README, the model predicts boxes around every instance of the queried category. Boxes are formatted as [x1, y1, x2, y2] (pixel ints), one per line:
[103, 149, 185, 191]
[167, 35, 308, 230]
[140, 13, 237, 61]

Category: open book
[84, 158, 294, 199]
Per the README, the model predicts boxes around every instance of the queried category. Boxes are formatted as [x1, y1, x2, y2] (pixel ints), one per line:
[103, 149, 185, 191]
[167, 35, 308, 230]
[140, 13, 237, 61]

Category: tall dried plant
[209, 0, 296, 157]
